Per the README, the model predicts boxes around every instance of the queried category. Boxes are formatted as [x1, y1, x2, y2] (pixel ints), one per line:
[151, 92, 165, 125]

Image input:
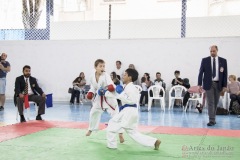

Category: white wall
[51, 16, 240, 39]
[54, 0, 240, 21]
[1, 37, 240, 101]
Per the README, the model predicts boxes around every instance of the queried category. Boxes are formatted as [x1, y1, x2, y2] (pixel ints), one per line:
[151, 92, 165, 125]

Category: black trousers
[17, 94, 46, 115]
[70, 89, 80, 103]
[183, 92, 190, 107]
[140, 91, 148, 104]
[230, 94, 240, 110]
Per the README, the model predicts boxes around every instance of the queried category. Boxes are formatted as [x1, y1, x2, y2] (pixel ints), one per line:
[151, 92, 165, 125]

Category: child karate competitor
[105, 68, 161, 150]
[86, 59, 124, 143]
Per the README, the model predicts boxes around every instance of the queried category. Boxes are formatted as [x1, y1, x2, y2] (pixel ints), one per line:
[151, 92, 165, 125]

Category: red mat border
[0, 120, 240, 143]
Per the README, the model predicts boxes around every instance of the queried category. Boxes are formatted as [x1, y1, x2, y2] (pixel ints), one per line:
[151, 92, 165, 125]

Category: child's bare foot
[86, 130, 92, 136]
[119, 133, 124, 143]
[154, 139, 161, 150]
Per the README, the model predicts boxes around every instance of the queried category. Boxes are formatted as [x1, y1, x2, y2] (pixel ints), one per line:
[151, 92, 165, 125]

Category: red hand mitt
[107, 84, 115, 92]
[87, 92, 94, 100]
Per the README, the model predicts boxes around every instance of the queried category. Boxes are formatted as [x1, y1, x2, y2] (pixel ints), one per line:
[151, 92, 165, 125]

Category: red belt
[100, 96, 115, 111]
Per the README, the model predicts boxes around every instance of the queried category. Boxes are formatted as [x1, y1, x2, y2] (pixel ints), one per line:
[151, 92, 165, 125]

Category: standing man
[15, 65, 46, 122]
[114, 60, 124, 81]
[198, 45, 228, 126]
[0, 53, 11, 111]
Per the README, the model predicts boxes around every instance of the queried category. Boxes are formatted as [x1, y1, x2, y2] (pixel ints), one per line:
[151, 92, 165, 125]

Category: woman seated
[111, 71, 121, 105]
[78, 72, 87, 103]
[110, 71, 120, 85]
[70, 76, 82, 105]
[227, 75, 240, 115]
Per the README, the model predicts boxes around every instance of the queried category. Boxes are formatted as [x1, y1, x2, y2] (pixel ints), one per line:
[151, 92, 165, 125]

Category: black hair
[111, 71, 118, 80]
[116, 60, 122, 65]
[73, 77, 82, 83]
[156, 72, 161, 75]
[174, 70, 180, 74]
[125, 68, 138, 82]
[237, 77, 240, 82]
[183, 78, 189, 85]
[144, 73, 150, 81]
[116, 75, 121, 80]
[23, 65, 31, 71]
[141, 77, 146, 83]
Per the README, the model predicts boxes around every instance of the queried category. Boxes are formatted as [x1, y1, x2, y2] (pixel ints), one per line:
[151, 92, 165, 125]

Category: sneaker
[80, 101, 83, 104]
[0, 106, 4, 111]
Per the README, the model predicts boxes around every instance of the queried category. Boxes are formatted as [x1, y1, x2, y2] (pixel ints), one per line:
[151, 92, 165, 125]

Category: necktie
[212, 57, 216, 78]
[24, 78, 28, 95]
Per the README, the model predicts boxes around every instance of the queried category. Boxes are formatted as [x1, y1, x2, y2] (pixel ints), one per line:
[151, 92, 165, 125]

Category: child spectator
[140, 77, 148, 106]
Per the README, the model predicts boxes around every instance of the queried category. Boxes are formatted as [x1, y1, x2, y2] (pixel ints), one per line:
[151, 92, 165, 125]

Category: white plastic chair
[185, 92, 204, 112]
[168, 85, 187, 110]
[134, 85, 142, 110]
[222, 92, 230, 111]
[148, 85, 165, 111]
[16, 102, 38, 121]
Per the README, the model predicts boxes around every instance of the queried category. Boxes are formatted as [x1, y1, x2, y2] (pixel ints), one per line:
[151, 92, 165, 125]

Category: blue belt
[119, 104, 137, 112]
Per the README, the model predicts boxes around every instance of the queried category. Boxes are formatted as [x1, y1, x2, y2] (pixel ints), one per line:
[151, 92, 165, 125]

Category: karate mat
[0, 121, 239, 160]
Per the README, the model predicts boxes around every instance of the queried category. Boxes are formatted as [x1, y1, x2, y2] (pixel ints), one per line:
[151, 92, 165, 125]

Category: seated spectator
[111, 71, 121, 105]
[171, 70, 183, 106]
[70, 76, 82, 105]
[182, 78, 190, 89]
[140, 77, 148, 106]
[79, 72, 87, 103]
[227, 75, 240, 113]
[144, 73, 153, 88]
[153, 72, 166, 96]
[110, 71, 120, 85]
[14, 65, 46, 123]
[171, 70, 183, 86]
[144, 73, 153, 104]
[128, 64, 140, 85]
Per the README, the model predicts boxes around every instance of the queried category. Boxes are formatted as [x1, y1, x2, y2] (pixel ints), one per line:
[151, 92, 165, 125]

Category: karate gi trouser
[107, 108, 157, 149]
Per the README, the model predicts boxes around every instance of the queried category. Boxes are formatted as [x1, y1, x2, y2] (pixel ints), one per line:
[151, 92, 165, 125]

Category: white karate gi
[88, 72, 119, 131]
[105, 82, 157, 149]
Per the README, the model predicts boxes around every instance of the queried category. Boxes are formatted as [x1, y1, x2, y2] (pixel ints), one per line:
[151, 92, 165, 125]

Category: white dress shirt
[114, 67, 124, 79]
[24, 77, 34, 95]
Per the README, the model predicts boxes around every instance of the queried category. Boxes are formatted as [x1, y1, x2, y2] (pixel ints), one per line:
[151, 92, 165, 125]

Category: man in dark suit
[15, 65, 46, 122]
[198, 45, 228, 126]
